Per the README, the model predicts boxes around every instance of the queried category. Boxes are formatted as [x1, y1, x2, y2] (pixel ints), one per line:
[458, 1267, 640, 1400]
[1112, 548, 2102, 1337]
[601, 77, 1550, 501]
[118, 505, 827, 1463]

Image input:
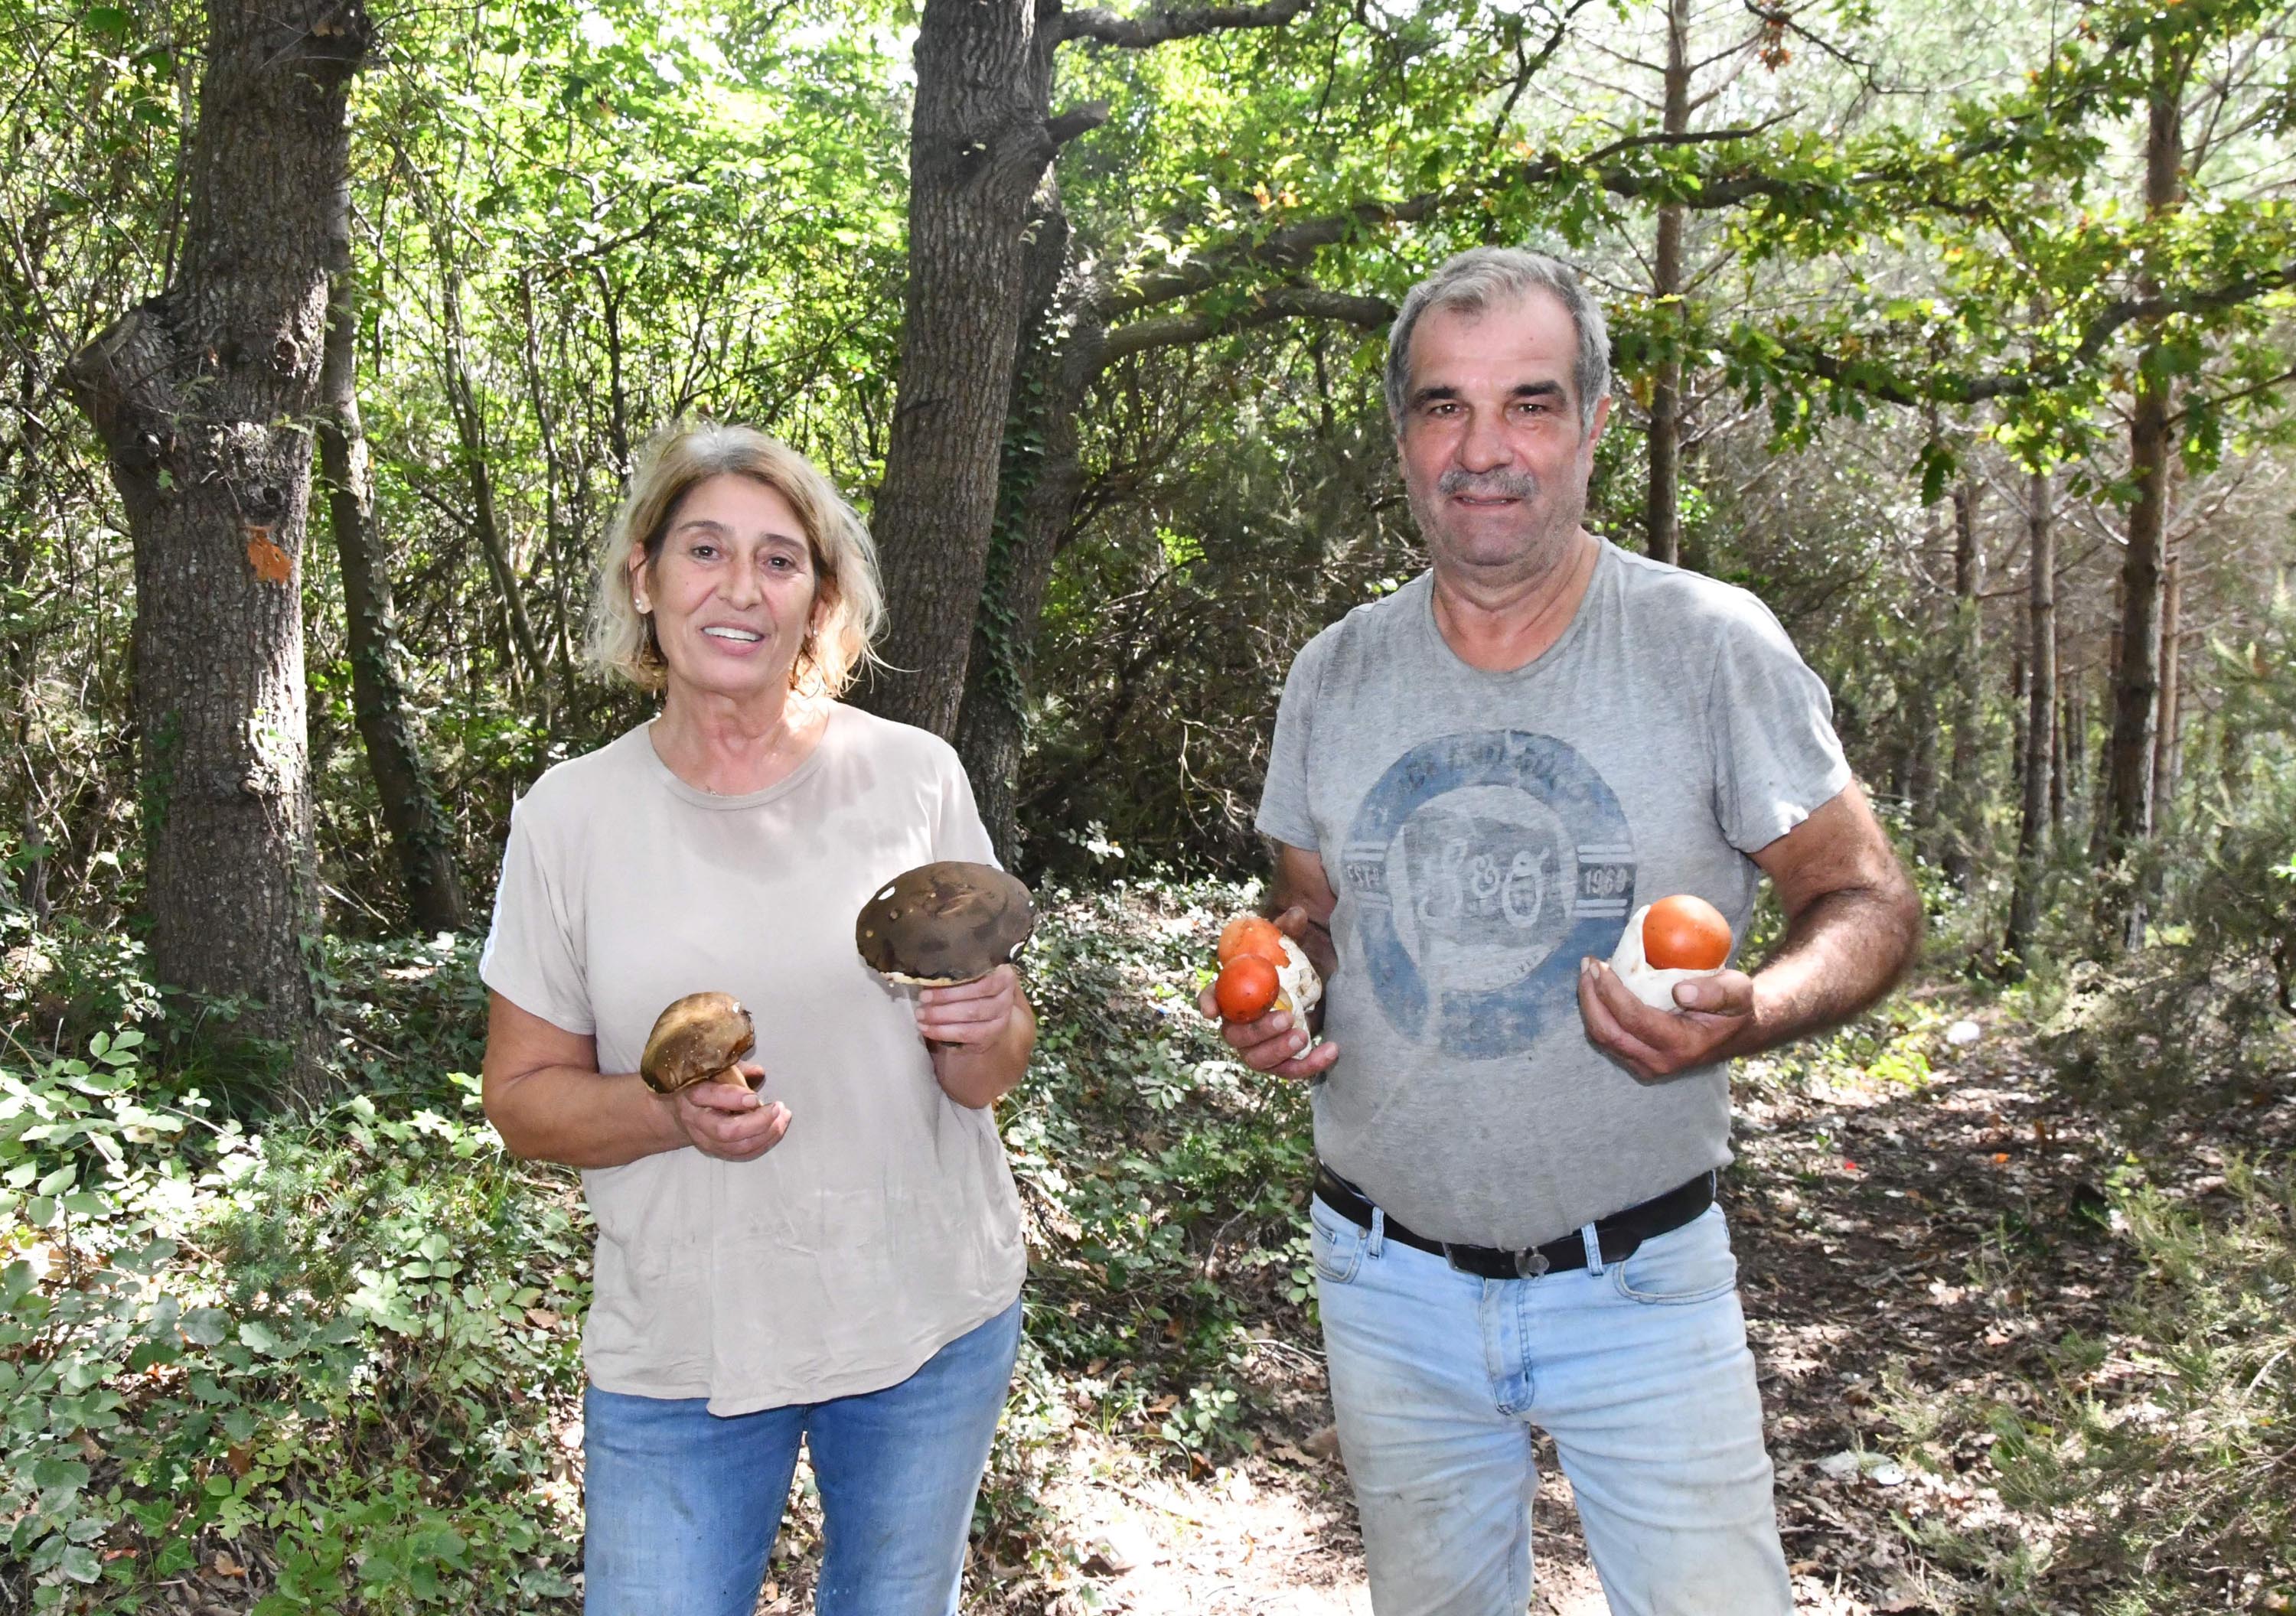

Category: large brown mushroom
[639, 992, 759, 1094]
[854, 862, 1035, 986]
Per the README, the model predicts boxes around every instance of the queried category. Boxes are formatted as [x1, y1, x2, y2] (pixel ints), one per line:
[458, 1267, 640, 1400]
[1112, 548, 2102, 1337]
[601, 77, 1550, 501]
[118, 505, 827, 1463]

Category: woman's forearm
[931, 999, 1036, 1109]
[487, 1064, 690, 1168]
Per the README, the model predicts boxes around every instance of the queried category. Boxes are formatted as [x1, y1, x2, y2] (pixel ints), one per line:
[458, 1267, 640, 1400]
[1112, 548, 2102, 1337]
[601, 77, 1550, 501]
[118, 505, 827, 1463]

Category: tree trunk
[319, 253, 465, 933]
[1643, 0, 1690, 569]
[2008, 642, 2027, 804]
[2055, 685, 2076, 835]
[63, 0, 373, 1064]
[2005, 467, 2056, 963]
[2101, 53, 2187, 937]
[1907, 715, 1939, 848]
[955, 189, 1094, 865]
[857, 0, 1075, 738]
[439, 263, 553, 712]
[1943, 475, 1985, 889]
[2151, 547, 2182, 823]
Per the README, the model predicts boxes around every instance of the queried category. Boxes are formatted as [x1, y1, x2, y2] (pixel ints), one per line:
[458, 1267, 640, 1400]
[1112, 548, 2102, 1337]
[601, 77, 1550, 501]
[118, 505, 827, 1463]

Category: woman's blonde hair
[585, 422, 885, 696]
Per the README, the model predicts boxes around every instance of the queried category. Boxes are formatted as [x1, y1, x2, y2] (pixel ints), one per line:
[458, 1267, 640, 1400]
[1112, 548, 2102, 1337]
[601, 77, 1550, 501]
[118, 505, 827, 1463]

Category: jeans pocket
[1309, 1198, 1368, 1285]
[1610, 1205, 1737, 1305]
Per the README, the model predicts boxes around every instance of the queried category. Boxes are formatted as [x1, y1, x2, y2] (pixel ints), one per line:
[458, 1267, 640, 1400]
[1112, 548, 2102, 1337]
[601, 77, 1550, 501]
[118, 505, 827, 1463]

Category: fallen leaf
[526, 1307, 560, 1329]
[225, 1442, 253, 1477]
[211, 1550, 246, 1578]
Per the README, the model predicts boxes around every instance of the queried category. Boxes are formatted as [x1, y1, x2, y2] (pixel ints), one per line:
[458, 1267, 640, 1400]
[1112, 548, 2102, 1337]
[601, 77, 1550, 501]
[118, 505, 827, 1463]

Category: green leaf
[31, 1456, 89, 1491]
[180, 1308, 228, 1347]
[59, 1543, 101, 1583]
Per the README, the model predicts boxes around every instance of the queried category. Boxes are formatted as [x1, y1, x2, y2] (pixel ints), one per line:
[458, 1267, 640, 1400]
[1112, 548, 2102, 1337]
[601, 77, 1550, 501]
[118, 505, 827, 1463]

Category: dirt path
[931, 1000, 2148, 1616]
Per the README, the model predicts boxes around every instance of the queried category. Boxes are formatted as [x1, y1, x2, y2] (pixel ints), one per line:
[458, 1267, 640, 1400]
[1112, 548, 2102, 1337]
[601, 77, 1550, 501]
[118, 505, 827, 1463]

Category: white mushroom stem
[1276, 935, 1321, 1017]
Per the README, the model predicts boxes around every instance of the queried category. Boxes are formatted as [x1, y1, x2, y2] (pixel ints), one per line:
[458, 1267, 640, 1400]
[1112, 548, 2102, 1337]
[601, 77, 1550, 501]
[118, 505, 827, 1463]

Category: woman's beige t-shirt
[480, 706, 1026, 1415]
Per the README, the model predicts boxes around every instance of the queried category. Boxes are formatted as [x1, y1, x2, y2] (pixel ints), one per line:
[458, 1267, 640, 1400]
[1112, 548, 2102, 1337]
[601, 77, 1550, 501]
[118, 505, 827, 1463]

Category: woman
[479, 422, 1032, 1616]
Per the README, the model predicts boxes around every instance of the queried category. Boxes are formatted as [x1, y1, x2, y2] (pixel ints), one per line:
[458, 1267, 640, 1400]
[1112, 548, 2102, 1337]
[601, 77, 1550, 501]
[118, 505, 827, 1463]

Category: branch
[1062, 0, 1311, 47]
[1759, 258, 2296, 410]
[1097, 123, 1795, 321]
[1047, 100, 1111, 146]
[2062, 262, 2296, 373]
[1100, 285, 1394, 364]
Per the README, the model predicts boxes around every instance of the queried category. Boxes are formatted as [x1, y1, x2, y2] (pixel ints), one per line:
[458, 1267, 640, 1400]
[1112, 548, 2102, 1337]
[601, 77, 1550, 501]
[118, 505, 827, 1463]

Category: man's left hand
[1577, 958, 1755, 1083]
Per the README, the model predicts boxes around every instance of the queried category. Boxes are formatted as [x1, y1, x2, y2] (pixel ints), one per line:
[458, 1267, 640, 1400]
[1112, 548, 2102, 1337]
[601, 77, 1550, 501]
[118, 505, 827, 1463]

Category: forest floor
[749, 963, 2294, 1616]
[18, 886, 2291, 1616]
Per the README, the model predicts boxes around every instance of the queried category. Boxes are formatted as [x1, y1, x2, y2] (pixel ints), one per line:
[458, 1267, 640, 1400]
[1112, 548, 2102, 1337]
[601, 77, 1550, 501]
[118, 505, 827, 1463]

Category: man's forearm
[1732, 884, 1922, 1060]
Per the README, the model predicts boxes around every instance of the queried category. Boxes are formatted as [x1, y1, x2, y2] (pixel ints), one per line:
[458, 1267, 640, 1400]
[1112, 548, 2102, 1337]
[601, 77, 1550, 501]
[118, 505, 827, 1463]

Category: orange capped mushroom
[1642, 895, 1732, 971]
[1215, 955, 1280, 1021]
[1218, 914, 1288, 968]
[1209, 912, 1322, 1025]
[1606, 894, 1735, 1012]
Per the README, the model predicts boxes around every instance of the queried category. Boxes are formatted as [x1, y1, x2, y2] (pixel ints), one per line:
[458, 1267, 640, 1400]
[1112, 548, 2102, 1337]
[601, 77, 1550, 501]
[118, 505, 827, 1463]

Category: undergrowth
[0, 875, 1316, 1611]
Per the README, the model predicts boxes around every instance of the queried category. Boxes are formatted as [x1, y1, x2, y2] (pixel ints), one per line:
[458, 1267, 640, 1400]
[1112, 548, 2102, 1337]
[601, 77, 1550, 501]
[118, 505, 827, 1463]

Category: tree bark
[64, 0, 373, 1063]
[1644, 0, 1690, 569]
[2102, 52, 2187, 927]
[319, 250, 465, 934]
[857, 0, 1078, 737]
[2005, 467, 2056, 963]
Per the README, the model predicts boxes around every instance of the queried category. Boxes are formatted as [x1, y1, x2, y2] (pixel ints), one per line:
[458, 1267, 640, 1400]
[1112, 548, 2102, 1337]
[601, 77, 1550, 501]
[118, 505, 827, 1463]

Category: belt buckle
[1446, 1243, 1548, 1279]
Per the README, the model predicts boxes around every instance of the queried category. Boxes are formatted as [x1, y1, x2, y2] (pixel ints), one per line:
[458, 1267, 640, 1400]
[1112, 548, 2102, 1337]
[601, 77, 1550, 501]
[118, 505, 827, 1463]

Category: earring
[634, 596, 651, 614]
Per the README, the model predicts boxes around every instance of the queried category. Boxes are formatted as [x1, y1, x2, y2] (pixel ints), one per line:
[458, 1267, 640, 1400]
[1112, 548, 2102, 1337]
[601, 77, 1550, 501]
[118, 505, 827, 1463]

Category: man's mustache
[1437, 469, 1539, 499]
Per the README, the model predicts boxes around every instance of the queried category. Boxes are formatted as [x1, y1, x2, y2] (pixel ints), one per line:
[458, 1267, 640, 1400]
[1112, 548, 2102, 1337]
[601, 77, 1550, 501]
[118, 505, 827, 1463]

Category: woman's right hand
[665, 1064, 791, 1161]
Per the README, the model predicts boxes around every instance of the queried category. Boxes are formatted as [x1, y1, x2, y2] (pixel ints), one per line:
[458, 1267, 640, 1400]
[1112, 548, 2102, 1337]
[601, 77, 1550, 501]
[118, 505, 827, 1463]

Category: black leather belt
[1312, 1162, 1716, 1280]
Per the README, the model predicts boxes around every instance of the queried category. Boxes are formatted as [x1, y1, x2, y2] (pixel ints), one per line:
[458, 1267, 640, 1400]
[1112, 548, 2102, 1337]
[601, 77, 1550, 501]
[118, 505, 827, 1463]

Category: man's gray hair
[1384, 247, 1612, 432]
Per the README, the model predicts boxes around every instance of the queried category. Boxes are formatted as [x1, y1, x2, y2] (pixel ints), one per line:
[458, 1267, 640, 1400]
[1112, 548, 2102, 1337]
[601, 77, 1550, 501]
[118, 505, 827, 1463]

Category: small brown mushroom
[639, 992, 758, 1094]
[855, 862, 1035, 986]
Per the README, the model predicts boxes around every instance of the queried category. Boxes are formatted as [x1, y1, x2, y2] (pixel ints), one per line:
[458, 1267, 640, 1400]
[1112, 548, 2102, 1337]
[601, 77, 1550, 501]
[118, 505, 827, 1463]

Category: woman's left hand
[915, 964, 1022, 1047]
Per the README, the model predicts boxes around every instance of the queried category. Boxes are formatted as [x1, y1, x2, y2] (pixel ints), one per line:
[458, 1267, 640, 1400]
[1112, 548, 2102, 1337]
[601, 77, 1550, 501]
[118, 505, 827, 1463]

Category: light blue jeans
[1312, 1196, 1792, 1616]
[580, 1298, 1022, 1616]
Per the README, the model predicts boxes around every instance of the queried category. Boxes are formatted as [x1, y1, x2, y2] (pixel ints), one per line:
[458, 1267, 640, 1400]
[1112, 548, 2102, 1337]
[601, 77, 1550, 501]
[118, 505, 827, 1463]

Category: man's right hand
[667, 1063, 791, 1161]
[1201, 995, 1342, 1079]
[1199, 852, 1343, 1079]
[1199, 904, 1342, 1080]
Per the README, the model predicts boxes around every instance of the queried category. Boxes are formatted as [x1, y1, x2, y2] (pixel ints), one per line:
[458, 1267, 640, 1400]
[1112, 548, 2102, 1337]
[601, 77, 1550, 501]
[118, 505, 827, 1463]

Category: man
[1209, 247, 1922, 1615]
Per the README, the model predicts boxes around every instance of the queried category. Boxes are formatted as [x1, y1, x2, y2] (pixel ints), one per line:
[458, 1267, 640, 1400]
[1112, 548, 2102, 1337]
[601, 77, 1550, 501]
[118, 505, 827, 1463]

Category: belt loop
[1579, 1221, 1605, 1276]
[1368, 1207, 1386, 1258]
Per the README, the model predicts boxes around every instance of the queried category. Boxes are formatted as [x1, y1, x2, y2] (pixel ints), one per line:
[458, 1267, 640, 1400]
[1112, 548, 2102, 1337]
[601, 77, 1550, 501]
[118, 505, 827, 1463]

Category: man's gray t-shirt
[1257, 542, 1852, 1248]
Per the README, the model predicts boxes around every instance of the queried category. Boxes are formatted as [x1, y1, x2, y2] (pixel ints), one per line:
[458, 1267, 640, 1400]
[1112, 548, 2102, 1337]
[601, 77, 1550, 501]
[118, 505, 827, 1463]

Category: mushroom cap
[640, 992, 758, 1094]
[855, 861, 1035, 986]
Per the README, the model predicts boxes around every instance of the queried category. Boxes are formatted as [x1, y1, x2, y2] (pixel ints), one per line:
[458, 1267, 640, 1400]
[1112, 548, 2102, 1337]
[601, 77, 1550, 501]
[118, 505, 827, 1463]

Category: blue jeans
[581, 1298, 1022, 1616]
[1313, 1197, 1792, 1616]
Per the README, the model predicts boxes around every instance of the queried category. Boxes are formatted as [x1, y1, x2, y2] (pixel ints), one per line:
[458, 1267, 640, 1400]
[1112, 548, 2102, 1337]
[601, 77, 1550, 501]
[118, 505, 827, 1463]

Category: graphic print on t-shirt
[1340, 730, 1636, 1057]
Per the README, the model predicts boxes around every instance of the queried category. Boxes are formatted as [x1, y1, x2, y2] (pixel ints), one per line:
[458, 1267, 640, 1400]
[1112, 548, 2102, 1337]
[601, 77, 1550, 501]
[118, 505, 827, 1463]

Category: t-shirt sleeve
[1705, 596, 1855, 855]
[931, 749, 999, 867]
[478, 793, 595, 1035]
[1255, 630, 1331, 852]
